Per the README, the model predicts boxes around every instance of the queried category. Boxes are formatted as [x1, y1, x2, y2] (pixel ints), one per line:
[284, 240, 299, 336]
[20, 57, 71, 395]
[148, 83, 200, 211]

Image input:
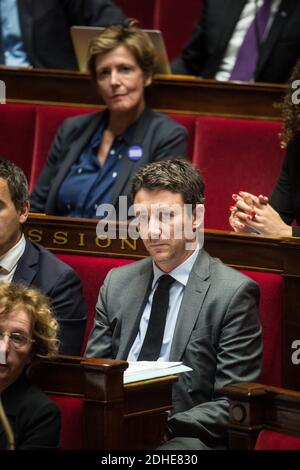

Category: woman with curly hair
[229, 59, 300, 237]
[0, 283, 60, 450]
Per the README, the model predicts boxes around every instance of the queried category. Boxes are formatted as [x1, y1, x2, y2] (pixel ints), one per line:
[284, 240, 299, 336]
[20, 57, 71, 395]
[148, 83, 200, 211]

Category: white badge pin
[128, 145, 143, 161]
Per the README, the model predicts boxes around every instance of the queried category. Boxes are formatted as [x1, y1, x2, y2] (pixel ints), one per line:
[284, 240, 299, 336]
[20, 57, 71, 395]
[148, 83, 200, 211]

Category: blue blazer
[13, 239, 87, 355]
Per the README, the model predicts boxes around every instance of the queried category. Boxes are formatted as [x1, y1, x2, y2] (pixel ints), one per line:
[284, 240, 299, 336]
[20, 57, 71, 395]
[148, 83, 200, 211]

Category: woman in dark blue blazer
[30, 23, 187, 219]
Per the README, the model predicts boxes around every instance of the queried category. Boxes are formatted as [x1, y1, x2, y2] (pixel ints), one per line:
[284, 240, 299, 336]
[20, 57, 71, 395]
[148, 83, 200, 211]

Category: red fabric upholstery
[240, 270, 283, 387]
[115, 0, 155, 28]
[55, 254, 135, 353]
[30, 105, 96, 190]
[193, 117, 284, 230]
[255, 430, 300, 450]
[154, 0, 203, 59]
[48, 395, 84, 450]
[167, 113, 196, 159]
[0, 104, 36, 180]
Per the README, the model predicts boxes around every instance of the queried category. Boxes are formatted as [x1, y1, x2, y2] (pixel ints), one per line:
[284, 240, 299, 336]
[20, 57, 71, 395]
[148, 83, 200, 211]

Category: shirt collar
[91, 107, 147, 149]
[152, 246, 200, 288]
[0, 234, 26, 274]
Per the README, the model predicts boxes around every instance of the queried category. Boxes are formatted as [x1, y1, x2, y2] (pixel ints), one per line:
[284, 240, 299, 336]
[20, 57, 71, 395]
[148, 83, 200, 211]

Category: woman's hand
[229, 191, 292, 236]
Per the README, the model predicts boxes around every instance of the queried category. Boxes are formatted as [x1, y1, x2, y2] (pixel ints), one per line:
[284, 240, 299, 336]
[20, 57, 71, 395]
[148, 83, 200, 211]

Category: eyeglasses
[0, 330, 35, 349]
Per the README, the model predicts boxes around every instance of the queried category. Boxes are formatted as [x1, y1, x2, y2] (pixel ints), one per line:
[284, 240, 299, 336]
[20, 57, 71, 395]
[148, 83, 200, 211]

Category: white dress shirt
[0, 234, 26, 283]
[127, 247, 200, 361]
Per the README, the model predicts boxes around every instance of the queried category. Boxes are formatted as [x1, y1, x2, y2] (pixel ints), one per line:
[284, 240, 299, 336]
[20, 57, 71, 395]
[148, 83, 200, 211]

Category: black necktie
[138, 274, 175, 361]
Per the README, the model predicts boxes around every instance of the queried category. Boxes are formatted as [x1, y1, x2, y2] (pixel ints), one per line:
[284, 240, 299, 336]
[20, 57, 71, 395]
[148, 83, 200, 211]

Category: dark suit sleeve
[85, 270, 114, 358]
[171, 8, 207, 75]
[152, 123, 187, 161]
[168, 280, 262, 444]
[269, 137, 298, 227]
[18, 400, 61, 450]
[63, 0, 126, 25]
[49, 268, 87, 356]
[30, 121, 70, 213]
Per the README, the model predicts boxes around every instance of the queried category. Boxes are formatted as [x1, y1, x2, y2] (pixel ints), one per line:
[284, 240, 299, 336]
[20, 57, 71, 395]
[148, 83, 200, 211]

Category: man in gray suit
[85, 159, 262, 449]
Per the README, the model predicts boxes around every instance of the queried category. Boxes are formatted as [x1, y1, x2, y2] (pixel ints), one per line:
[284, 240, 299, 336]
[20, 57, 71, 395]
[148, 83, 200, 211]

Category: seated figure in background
[229, 59, 300, 236]
[0, 0, 126, 69]
[0, 283, 60, 450]
[30, 22, 187, 218]
[172, 0, 300, 84]
[0, 159, 87, 355]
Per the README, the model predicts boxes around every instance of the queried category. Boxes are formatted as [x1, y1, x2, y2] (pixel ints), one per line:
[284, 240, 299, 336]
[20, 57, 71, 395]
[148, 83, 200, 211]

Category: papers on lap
[123, 361, 192, 384]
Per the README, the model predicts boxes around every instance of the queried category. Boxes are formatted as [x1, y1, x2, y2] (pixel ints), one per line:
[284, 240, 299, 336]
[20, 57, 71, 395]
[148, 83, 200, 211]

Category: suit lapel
[116, 260, 153, 359]
[111, 107, 153, 206]
[169, 250, 211, 361]
[215, 0, 247, 56]
[46, 112, 104, 213]
[12, 239, 38, 286]
[256, 0, 297, 77]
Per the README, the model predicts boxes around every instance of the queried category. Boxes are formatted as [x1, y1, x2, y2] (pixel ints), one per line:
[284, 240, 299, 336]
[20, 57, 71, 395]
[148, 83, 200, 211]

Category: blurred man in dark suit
[0, 158, 87, 355]
[172, 0, 300, 83]
[0, 0, 126, 69]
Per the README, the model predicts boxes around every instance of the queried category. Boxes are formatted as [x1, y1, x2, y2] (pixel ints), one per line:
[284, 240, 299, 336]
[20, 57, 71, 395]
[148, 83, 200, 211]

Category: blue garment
[56, 114, 136, 218]
[0, 0, 30, 66]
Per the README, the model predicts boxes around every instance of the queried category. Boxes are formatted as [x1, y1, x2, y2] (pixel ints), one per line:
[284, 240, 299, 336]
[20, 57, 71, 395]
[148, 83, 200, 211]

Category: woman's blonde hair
[87, 20, 156, 82]
[0, 283, 58, 360]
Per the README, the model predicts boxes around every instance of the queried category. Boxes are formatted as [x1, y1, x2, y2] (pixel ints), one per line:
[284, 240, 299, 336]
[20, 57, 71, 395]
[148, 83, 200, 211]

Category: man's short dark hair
[0, 158, 29, 210]
[132, 159, 205, 207]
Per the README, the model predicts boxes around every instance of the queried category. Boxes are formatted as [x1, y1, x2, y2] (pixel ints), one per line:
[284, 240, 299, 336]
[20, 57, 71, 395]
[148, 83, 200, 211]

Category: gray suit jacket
[86, 250, 262, 445]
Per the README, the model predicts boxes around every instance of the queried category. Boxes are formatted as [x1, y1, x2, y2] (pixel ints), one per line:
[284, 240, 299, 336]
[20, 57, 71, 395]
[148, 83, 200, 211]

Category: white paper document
[123, 361, 192, 384]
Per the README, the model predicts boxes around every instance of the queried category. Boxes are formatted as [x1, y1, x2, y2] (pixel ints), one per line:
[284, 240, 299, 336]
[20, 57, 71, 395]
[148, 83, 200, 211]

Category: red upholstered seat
[49, 395, 84, 450]
[240, 270, 283, 387]
[115, 0, 155, 28]
[0, 104, 36, 180]
[55, 254, 135, 353]
[167, 113, 196, 160]
[193, 117, 284, 230]
[154, 0, 203, 59]
[255, 430, 300, 450]
[30, 105, 97, 190]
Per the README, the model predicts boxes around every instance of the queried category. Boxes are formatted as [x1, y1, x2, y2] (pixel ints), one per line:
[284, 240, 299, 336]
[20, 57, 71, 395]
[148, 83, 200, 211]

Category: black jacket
[13, 239, 87, 354]
[0, 374, 60, 450]
[17, 0, 125, 69]
[269, 132, 300, 236]
[30, 107, 187, 215]
[172, 0, 300, 83]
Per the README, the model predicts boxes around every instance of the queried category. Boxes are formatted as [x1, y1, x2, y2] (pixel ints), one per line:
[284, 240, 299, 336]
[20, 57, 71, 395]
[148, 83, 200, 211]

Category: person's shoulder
[106, 257, 152, 283]
[60, 110, 103, 132]
[146, 108, 186, 132]
[26, 240, 74, 276]
[13, 375, 59, 415]
[204, 251, 259, 289]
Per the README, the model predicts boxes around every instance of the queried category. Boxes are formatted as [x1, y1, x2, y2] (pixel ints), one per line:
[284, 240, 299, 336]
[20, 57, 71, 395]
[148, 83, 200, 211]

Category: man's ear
[192, 204, 205, 232]
[19, 201, 30, 225]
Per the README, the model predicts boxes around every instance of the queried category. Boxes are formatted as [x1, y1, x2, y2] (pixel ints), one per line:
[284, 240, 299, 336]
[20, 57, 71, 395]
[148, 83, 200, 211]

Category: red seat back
[30, 105, 97, 190]
[115, 0, 155, 28]
[167, 113, 196, 160]
[55, 254, 135, 353]
[193, 117, 284, 230]
[49, 395, 84, 450]
[0, 104, 36, 180]
[154, 0, 203, 59]
[240, 270, 283, 387]
[255, 429, 300, 450]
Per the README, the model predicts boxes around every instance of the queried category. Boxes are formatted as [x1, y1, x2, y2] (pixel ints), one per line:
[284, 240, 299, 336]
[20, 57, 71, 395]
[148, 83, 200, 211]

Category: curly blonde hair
[0, 283, 58, 360]
[281, 59, 300, 148]
[87, 20, 156, 83]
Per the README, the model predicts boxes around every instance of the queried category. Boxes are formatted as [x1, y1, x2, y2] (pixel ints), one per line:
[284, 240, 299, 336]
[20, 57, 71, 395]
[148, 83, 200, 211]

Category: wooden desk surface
[1, 66, 285, 120]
